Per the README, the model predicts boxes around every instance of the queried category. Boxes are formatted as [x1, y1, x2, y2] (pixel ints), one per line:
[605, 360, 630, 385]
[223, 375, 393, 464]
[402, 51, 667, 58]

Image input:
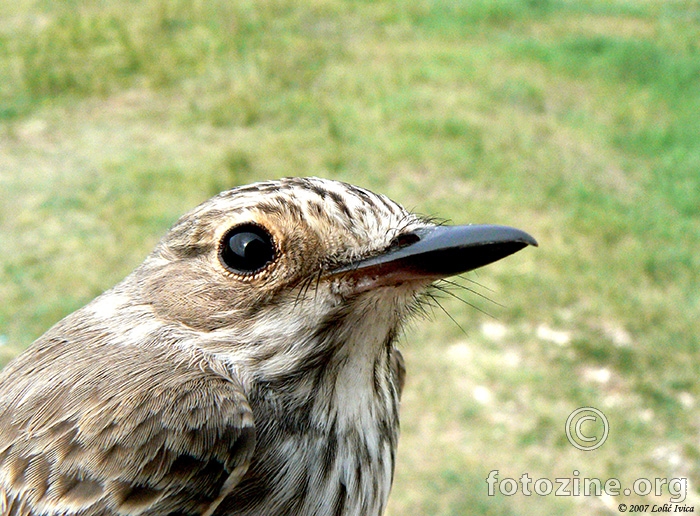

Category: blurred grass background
[1, 0, 699, 514]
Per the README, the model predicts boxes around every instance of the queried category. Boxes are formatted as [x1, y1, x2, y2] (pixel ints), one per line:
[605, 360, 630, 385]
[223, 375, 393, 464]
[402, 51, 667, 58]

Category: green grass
[1, 0, 699, 514]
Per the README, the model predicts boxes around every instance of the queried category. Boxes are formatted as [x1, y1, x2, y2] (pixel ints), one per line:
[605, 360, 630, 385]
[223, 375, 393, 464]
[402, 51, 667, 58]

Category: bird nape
[0, 177, 536, 516]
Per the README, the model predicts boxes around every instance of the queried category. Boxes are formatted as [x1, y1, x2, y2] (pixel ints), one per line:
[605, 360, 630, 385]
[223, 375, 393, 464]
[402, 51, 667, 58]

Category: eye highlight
[220, 223, 276, 275]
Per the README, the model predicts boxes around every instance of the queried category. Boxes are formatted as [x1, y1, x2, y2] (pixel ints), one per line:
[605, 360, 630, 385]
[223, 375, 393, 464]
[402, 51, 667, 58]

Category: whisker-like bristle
[426, 292, 468, 336]
[455, 273, 496, 293]
[437, 278, 503, 307]
[432, 284, 497, 320]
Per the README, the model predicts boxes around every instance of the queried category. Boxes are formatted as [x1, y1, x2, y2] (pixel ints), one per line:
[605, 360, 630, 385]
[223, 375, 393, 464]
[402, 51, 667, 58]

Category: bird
[0, 177, 536, 516]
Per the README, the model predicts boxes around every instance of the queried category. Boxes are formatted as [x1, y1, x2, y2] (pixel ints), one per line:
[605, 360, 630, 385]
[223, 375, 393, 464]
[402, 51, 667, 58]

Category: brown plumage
[0, 177, 535, 515]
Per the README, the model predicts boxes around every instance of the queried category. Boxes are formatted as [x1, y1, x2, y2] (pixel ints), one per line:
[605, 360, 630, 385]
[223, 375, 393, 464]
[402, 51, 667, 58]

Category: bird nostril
[390, 232, 420, 250]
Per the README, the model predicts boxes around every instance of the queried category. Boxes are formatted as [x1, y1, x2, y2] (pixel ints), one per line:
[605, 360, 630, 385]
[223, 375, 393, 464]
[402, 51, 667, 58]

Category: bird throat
[218, 290, 405, 516]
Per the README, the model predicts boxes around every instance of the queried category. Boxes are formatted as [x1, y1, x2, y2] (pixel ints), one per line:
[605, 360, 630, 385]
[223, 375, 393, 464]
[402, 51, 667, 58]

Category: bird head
[137, 177, 422, 331]
[125, 177, 535, 381]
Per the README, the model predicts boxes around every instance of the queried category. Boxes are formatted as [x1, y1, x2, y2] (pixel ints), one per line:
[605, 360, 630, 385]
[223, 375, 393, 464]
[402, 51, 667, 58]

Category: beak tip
[523, 233, 539, 248]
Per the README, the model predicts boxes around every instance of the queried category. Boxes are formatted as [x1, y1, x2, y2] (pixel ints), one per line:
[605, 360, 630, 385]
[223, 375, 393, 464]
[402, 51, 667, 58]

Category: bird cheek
[139, 266, 230, 330]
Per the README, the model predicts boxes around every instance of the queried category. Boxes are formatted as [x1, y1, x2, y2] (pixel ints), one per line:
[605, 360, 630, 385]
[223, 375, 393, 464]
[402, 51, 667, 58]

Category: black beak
[331, 225, 537, 289]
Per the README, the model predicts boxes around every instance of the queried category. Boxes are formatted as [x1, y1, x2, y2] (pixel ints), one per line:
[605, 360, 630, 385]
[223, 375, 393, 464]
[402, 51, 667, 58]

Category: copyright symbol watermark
[566, 407, 609, 451]
[618, 503, 627, 512]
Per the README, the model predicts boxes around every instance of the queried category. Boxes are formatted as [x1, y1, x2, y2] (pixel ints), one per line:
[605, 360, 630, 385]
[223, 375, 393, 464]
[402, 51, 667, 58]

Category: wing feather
[0, 333, 255, 516]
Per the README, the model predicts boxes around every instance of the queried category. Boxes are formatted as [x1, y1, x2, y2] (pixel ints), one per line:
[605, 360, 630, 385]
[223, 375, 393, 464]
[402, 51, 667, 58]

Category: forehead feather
[166, 177, 416, 251]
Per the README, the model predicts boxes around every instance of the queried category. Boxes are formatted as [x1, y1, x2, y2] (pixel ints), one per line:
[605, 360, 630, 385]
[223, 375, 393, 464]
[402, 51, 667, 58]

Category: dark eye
[220, 224, 275, 274]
